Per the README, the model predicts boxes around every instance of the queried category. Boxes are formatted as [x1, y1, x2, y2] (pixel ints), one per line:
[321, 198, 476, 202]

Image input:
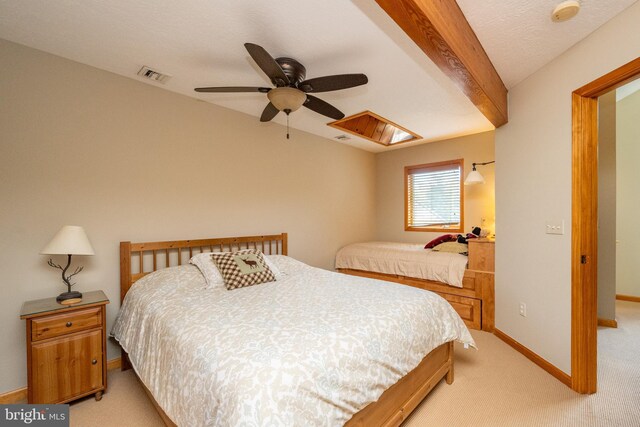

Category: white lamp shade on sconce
[40, 226, 95, 255]
[267, 87, 307, 112]
[464, 170, 485, 185]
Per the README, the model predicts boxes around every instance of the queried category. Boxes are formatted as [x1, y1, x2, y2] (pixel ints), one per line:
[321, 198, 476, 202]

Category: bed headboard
[119, 233, 288, 302]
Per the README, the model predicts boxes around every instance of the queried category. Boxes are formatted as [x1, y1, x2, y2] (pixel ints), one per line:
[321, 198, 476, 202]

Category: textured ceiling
[0, 1, 636, 151]
[457, 0, 639, 88]
[0, 0, 493, 152]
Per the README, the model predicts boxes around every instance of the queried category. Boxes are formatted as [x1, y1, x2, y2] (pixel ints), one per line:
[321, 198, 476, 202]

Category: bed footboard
[345, 341, 453, 427]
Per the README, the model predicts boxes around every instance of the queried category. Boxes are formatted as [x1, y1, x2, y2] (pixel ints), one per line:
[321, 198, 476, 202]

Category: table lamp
[41, 226, 95, 303]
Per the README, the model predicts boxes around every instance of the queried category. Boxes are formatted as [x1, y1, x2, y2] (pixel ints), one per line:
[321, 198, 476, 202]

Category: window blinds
[407, 164, 461, 228]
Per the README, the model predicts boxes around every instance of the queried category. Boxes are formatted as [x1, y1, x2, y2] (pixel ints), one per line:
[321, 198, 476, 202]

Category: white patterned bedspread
[335, 242, 469, 288]
[111, 255, 475, 427]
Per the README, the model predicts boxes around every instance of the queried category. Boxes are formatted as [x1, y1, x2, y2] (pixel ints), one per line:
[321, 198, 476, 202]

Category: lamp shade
[41, 226, 95, 255]
[267, 87, 307, 112]
[464, 170, 485, 185]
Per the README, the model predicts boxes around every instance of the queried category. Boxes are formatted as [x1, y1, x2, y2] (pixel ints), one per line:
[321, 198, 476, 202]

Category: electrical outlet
[519, 303, 527, 317]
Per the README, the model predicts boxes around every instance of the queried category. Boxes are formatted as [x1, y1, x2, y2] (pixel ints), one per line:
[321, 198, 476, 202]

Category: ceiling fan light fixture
[267, 87, 307, 113]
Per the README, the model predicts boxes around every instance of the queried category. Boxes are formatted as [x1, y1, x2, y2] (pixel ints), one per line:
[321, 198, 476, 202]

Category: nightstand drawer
[32, 307, 102, 341]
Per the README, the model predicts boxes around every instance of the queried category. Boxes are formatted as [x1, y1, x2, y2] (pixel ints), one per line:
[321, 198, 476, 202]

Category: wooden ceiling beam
[375, 0, 508, 127]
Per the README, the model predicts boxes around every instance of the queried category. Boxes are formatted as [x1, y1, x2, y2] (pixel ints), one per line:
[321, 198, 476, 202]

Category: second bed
[335, 239, 495, 331]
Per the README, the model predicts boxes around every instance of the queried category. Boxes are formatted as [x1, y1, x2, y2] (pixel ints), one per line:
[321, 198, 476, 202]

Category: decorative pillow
[190, 250, 281, 289]
[210, 249, 276, 290]
[431, 241, 469, 256]
[424, 234, 457, 249]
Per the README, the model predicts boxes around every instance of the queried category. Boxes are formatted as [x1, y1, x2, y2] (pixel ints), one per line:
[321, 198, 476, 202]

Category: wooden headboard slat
[129, 234, 286, 252]
[120, 233, 288, 303]
[132, 272, 149, 282]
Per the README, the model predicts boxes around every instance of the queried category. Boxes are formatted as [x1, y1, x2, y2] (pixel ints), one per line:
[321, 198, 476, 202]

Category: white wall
[616, 89, 640, 297]
[597, 91, 616, 320]
[0, 39, 376, 393]
[375, 131, 495, 243]
[495, 2, 640, 374]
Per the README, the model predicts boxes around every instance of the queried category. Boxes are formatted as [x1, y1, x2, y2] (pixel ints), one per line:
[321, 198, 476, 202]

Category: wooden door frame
[571, 57, 640, 394]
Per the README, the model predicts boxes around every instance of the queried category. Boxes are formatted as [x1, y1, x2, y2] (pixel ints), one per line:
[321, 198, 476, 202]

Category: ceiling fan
[195, 43, 368, 135]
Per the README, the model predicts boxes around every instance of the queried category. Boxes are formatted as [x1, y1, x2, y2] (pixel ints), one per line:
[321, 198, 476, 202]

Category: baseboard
[0, 358, 122, 404]
[107, 357, 122, 371]
[0, 387, 27, 404]
[616, 294, 640, 303]
[494, 328, 572, 388]
[597, 318, 618, 328]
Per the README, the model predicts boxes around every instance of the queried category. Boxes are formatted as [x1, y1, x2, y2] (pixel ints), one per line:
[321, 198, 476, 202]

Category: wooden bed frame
[119, 233, 455, 427]
[337, 238, 495, 332]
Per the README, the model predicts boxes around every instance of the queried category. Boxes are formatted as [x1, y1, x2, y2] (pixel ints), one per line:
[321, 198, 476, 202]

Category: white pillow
[263, 255, 282, 278]
[189, 252, 224, 289]
[264, 255, 311, 275]
[190, 250, 282, 289]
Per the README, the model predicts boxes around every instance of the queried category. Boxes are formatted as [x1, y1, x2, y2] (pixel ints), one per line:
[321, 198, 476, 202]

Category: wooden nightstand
[467, 238, 495, 272]
[20, 290, 109, 404]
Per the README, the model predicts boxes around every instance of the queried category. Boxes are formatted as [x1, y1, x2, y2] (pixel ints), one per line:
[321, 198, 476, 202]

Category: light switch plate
[546, 220, 565, 235]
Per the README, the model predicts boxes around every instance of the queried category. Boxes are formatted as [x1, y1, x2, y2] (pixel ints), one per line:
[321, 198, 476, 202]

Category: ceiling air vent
[137, 66, 172, 83]
[328, 111, 421, 147]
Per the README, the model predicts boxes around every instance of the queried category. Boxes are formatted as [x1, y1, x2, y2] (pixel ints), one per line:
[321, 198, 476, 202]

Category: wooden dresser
[20, 290, 109, 404]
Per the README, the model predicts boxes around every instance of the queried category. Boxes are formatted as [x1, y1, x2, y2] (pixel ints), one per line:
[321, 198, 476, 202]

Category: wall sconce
[465, 161, 495, 185]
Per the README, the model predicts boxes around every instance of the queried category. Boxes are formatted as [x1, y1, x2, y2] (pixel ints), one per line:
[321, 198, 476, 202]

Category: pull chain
[286, 111, 290, 139]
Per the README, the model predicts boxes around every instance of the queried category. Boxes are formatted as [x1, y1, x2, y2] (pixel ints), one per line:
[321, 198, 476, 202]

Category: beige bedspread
[111, 255, 474, 427]
[335, 242, 468, 288]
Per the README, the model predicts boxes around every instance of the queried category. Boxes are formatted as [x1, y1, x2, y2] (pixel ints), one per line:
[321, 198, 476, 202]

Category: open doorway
[597, 79, 640, 326]
[595, 78, 640, 402]
[571, 57, 640, 394]
[613, 79, 640, 306]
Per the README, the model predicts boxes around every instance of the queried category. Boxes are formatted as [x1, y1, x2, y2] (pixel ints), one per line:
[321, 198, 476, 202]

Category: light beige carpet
[69, 301, 640, 426]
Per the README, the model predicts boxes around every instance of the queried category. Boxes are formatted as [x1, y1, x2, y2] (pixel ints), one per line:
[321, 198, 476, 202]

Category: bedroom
[1, 0, 639, 426]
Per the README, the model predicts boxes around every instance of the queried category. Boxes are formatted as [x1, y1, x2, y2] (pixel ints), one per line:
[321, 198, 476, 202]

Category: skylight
[328, 111, 421, 147]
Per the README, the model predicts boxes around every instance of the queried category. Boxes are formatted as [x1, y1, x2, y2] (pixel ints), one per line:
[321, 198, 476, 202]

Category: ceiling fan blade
[304, 95, 345, 120]
[194, 86, 270, 93]
[260, 102, 280, 122]
[244, 43, 290, 87]
[299, 74, 368, 93]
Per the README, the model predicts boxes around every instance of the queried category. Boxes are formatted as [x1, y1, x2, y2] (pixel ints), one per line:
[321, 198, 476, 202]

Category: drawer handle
[66, 322, 73, 327]
[92, 359, 98, 365]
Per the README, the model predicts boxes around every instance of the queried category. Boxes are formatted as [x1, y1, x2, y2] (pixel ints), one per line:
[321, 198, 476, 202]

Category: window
[405, 159, 464, 232]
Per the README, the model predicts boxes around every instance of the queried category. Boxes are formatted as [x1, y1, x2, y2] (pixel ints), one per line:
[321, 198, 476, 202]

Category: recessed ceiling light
[552, 1, 580, 22]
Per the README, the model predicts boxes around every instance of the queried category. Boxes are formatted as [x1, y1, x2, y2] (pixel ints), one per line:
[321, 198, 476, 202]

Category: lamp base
[56, 291, 83, 303]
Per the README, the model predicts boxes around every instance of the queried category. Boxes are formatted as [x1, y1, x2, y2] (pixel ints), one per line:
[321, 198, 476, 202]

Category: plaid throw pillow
[210, 249, 276, 290]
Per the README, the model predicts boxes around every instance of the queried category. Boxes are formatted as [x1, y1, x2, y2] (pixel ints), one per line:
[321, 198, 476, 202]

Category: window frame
[404, 159, 464, 233]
